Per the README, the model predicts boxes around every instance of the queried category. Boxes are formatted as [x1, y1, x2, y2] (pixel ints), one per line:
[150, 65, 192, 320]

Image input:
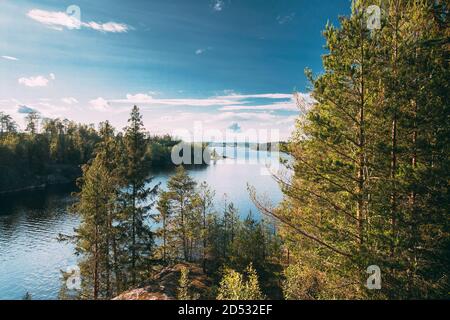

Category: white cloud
[18, 73, 56, 87]
[27, 9, 130, 33]
[27, 9, 81, 30]
[90, 97, 110, 111]
[61, 97, 78, 104]
[1, 55, 19, 61]
[18, 75, 49, 87]
[212, 0, 225, 11]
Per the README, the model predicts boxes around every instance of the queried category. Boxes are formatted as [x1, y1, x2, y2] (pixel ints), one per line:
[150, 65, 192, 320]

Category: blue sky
[0, 0, 351, 141]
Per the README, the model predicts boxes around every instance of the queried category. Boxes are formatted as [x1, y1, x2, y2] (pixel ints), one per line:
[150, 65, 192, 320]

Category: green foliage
[154, 169, 283, 298]
[0, 110, 184, 194]
[251, 0, 449, 300]
[216, 264, 265, 300]
[117, 106, 159, 286]
[73, 155, 118, 299]
[159, 166, 199, 261]
[0, 115, 99, 193]
[177, 266, 190, 300]
[177, 266, 199, 300]
[68, 108, 171, 298]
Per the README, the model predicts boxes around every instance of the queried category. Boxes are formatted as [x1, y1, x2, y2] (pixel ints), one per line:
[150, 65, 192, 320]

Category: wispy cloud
[83, 21, 129, 33]
[61, 97, 78, 104]
[196, 47, 212, 55]
[219, 101, 297, 112]
[1, 55, 19, 61]
[218, 93, 314, 112]
[89, 92, 303, 112]
[277, 13, 296, 25]
[217, 93, 293, 100]
[109, 93, 239, 107]
[27, 9, 130, 33]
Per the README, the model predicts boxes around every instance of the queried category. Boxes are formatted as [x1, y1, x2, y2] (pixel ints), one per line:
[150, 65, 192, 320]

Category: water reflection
[0, 185, 79, 300]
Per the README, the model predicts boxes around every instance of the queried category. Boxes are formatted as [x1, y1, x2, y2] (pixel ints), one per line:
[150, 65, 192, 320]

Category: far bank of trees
[0, 109, 199, 193]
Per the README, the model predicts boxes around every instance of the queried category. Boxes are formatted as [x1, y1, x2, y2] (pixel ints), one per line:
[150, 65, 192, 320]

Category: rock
[113, 263, 212, 300]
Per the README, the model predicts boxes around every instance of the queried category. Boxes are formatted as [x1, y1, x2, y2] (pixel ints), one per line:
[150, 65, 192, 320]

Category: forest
[253, 0, 448, 299]
[0, 109, 204, 193]
[1, 0, 448, 300]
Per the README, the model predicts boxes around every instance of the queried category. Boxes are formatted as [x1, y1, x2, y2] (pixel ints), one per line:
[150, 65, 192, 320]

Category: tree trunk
[390, 3, 400, 256]
[202, 202, 207, 273]
[94, 224, 99, 300]
[131, 184, 137, 285]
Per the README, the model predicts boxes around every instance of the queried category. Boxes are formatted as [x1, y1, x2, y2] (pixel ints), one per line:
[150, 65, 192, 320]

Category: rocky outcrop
[0, 164, 80, 195]
[113, 263, 212, 300]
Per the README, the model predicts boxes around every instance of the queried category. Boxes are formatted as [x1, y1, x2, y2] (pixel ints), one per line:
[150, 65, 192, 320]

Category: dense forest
[1, 0, 448, 300]
[0, 108, 199, 193]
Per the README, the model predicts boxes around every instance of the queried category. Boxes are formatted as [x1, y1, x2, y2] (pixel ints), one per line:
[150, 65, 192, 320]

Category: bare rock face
[113, 263, 212, 300]
[113, 288, 172, 300]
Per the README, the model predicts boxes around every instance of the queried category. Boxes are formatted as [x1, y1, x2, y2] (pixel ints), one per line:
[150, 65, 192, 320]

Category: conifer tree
[251, 0, 449, 299]
[119, 106, 159, 286]
[74, 156, 117, 299]
[195, 181, 216, 272]
[163, 166, 198, 261]
[155, 191, 171, 264]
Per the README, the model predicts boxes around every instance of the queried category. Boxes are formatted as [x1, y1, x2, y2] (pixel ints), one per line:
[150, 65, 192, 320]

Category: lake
[0, 147, 285, 300]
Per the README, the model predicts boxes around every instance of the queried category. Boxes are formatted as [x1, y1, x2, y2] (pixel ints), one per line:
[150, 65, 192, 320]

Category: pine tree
[155, 191, 171, 264]
[163, 166, 198, 261]
[251, 0, 449, 299]
[0, 112, 17, 135]
[25, 111, 40, 135]
[94, 121, 121, 297]
[73, 156, 117, 299]
[119, 106, 159, 286]
[195, 182, 215, 272]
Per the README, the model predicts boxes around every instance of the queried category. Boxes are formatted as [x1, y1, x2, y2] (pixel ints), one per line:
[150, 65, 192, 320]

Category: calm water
[0, 147, 285, 300]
